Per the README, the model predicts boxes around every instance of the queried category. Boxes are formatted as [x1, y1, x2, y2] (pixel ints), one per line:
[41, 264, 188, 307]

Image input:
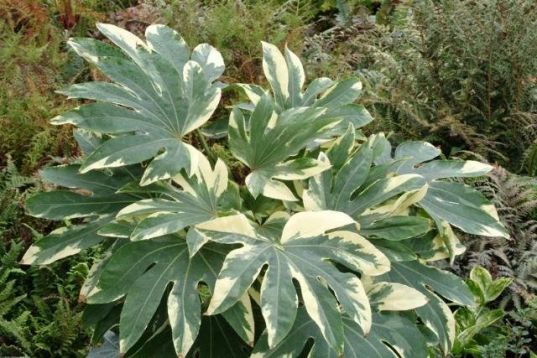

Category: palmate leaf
[309, 133, 506, 263]
[55, 23, 224, 185]
[26, 165, 142, 220]
[124, 303, 253, 358]
[86, 236, 229, 356]
[118, 314, 251, 358]
[229, 95, 339, 201]
[303, 130, 427, 219]
[389, 140, 508, 238]
[197, 211, 390, 353]
[21, 165, 143, 265]
[250, 274, 429, 357]
[115, 155, 229, 243]
[239, 43, 373, 131]
[373, 139, 509, 262]
[252, 308, 428, 358]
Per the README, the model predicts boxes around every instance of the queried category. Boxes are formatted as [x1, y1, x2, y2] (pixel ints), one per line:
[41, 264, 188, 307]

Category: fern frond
[523, 141, 537, 176]
[462, 165, 537, 307]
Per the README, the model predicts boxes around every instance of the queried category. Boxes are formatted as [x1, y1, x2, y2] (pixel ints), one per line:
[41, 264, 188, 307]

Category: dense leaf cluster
[22, 23, 508, 357]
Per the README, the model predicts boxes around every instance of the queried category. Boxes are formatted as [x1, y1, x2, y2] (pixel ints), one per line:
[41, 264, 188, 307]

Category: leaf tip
[20, 246, 40, 266]
[78, 293, 87, 304]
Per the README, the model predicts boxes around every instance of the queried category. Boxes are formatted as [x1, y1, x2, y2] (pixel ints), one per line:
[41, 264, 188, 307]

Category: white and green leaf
[229, 95, 338, 200]
[57, 24, 223, 184]
[377, 260, 474, 352]
[116, 156, 229, 241]
[303, 144, 427, 217]
[199, 212, 389, 352]
[87, 236, 229, 356]
[390, 141, 507, 238]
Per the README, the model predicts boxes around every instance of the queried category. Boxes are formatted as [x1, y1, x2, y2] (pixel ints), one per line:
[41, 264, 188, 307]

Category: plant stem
[196, 130, 217, 163]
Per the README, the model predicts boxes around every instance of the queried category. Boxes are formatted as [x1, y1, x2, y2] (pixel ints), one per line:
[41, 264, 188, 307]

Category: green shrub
[305, 0, 537, 170]
[375, 0, 537, 167]
[449, 267, 537, 357]
[22, 23, 508, 357]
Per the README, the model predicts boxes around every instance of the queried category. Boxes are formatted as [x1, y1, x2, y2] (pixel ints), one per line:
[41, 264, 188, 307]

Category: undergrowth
[0, 160, 93, 357]
[459, 167, 537, 309]
[0, 1, 83, 173]
[158, 0, 314, 83]
[448, 166, 537, 355]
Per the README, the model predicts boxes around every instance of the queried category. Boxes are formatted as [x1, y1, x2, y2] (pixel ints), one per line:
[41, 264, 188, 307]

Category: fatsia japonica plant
[21, 23, 509, 357]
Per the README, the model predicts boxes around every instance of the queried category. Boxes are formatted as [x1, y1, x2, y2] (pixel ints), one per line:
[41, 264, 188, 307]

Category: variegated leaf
[198, 211, 389, 353]
[87, 236, 229, 356]
[391, 141, 508, 239]
[220, 293, 255, 346]
[229, 94, 338, 200]
[187, 315, 251, 358]
[420, 181, 507, 237]
[56, 24, 223, 184]
[21, 216, 113, 265]
[241, 45, 372, 132]
[360, 216, 432, 241]
[366, 282, 428, 311]
[303, 143, 427, 217]
[22, 165, 144, 264]
[116, 156, 229, 241]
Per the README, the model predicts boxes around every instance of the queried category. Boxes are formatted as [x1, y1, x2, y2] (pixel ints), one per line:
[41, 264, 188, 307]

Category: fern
[0, 159, 91, 356]
[0, 157, 35, 241]
[0, 241, 31, 355]
[523, 141, 537, 176]
[30, 292, 86, 357]
[459, 167, 537, 308]
[0, 243, 92, 357]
